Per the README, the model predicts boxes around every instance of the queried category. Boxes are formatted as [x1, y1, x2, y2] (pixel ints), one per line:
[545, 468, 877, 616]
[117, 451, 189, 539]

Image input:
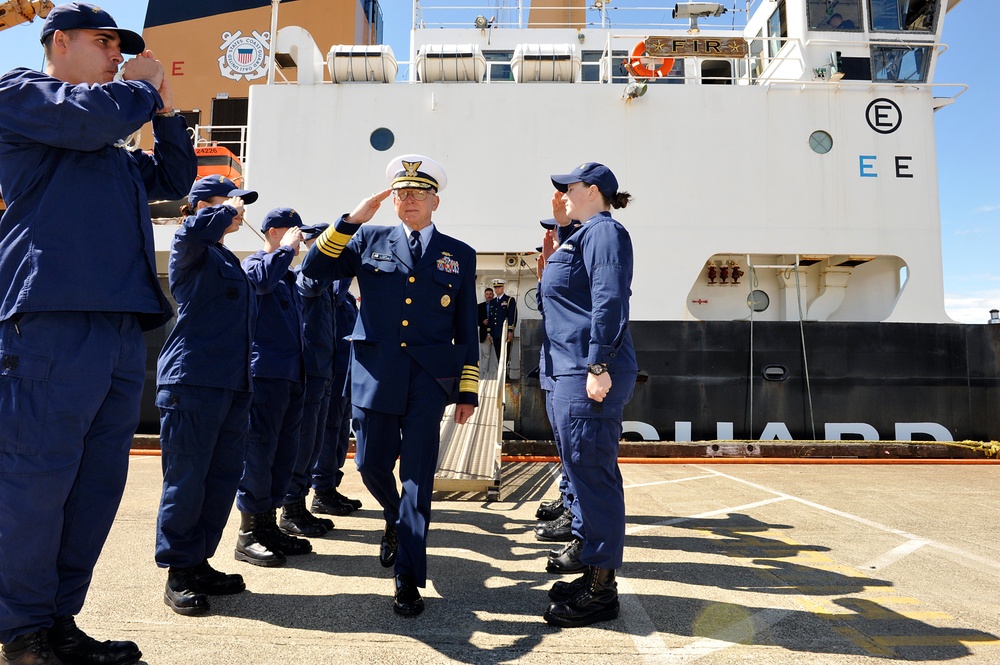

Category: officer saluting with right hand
[301, 154, 479, 617]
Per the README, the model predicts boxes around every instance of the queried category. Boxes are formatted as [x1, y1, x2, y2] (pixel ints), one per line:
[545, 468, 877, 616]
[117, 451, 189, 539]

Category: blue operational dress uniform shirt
[539, 211, 638, 570]
[155, 204, 255, 569]
[301, 217, 479, 586]
[0, 67, 196, 643]
[238, 247, 306, 515]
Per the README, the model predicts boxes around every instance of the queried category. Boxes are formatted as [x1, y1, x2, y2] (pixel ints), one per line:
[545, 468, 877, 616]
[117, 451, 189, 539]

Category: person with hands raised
[0, 3, 196, 663]
[301, 155, 479, 617]
[155, 177, 259, 617]
[234, 209, 313, 570]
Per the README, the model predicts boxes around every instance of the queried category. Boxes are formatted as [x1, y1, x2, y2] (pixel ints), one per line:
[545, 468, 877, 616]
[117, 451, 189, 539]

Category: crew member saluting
[301, 154, 479, 617]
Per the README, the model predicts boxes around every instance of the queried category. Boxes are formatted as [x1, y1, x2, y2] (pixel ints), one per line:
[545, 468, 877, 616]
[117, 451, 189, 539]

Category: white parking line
[625, 474, 716, 489]
[626, 497, 789, 536]
[860, 538, 929, 571]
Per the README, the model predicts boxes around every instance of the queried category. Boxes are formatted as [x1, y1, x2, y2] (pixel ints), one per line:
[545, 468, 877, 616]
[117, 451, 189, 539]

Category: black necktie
[409, 229, 422, 263]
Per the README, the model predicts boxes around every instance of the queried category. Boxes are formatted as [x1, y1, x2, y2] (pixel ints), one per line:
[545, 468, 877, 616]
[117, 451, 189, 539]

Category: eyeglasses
[395, 189, 432, 201]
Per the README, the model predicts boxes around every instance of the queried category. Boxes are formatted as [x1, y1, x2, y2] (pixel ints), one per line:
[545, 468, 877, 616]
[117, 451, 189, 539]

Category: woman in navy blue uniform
[536, 162, 638, 628]
[155, 176, 258, 616]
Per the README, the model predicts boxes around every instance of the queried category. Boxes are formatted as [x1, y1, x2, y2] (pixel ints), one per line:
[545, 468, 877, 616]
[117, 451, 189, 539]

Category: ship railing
[189, 124, 249, 167]
[410, 1, 753, 31]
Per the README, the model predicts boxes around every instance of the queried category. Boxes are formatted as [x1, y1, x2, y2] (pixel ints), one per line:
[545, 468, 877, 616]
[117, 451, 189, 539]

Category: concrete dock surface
[78, 457, 1000, 664]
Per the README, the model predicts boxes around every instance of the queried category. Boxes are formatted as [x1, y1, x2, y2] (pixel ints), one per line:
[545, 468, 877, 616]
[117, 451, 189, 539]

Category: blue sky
[1, 1, 996, 322]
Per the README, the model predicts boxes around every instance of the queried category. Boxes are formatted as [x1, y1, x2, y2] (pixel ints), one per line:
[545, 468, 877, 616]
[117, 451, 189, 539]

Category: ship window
[767, 1, 787, 58]
[809, 130, 833, 154]
[871, 46, 931, 82]
[484, 51, 513, 82]
[581, 50, 627, 82]
[808, 0, 862, 31]
[868, 0, 936, 32]
[701, 60, 732, 85]
[369, 127, 394, 151]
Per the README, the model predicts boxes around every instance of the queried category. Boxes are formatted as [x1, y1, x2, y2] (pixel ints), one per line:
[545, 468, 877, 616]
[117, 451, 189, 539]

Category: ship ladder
[434, 336, 506, 500]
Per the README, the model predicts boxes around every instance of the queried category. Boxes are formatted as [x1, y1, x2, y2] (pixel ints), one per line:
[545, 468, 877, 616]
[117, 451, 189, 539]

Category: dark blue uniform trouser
[544, 389, 579, 526]
[0, 312, 144, 644]
[550, 372, 636, 570]
[284, 374, 332, 503]
[237, 377, 304, 515]
[312, 372, 351, 491]
[352, 359, 448, 588]
[155, 384, 251, 568]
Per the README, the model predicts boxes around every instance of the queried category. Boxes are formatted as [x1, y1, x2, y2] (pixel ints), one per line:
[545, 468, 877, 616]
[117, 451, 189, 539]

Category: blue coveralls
[238, 248, 305, 515]
[284, 270, 336, 505]
[539, 211, 638, 570]
[301, 218, 479, 587]
[155, 204, 255, 569]
[312, 281, 358, 492]
[0, 68, 196, 642]
[539, 222, 584, 519]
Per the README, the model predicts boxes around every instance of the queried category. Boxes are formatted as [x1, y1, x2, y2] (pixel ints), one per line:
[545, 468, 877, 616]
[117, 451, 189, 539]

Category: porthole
[370, 127, 395, 151]
[809, 130, 833, 154]
[747, 289, 770, 312]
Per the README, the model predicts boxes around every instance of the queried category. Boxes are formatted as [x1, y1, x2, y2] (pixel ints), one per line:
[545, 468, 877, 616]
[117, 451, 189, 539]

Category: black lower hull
[516, 320, 1000, 442]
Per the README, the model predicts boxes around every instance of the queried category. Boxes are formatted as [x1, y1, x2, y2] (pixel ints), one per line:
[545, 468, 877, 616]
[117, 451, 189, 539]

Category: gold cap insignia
[402, 160, 422, 177]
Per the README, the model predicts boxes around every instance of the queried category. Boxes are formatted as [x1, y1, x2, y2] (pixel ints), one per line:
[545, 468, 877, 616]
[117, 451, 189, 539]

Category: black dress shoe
[164, 568, 209, 616]
[191, 560, 246, 595]
[535, 498, 565, 521]
[547, 538, 585, 574]
[379, 524, 398, 568]
[535, 510, 574, 542]
[393, 575, 424, 617]
[1, 630, 63, 664]
[48, 616, 141, 665]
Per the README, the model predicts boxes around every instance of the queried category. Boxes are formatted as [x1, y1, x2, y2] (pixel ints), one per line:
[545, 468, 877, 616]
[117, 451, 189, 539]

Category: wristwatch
[587, 364, 608, 376]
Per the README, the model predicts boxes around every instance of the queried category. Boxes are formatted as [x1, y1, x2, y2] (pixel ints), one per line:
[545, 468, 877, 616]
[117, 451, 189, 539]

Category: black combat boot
[535, 510, 573, 542]
[311, 488, 359, 516]
[164, 567, 209, 616]
[234, 512, 286, 567]
[48, 616, 141, 665]
[1, 630, 63, 665]
[546, 538, 585, 574]
[264, 509, 313, 555]
[547, 572, 588, 603]
[191, 560, 246, 595]
[279, 499, 328, 537]
[543, 566, 619, 628]
[535, 498, 565, 521]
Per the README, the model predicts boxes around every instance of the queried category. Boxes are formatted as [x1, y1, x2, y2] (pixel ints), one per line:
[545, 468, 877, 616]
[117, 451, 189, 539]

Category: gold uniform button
[408, 276, 415, 283]
[405, 298, 412, 305]
[402, 320, 409, 326]
[400, 342, 407, 347]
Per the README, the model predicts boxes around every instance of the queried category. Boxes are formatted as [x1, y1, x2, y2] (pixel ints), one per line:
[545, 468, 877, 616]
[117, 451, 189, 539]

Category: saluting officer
[487, 278, 517, 360]
[301, 154, 479, 617]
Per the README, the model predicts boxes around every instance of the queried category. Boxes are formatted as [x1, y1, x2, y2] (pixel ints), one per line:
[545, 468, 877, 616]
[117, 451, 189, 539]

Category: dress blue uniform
[301, 213, 479, 588]
[540, 211, 638, 571]
[238, 210, 306, 518]
[487, 283, 518, 360]
[155, 180, 257, 572]
[0, 62, 196, 644]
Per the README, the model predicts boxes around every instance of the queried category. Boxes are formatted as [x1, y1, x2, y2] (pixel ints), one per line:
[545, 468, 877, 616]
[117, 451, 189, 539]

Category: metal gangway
[433, 338, 507, 499]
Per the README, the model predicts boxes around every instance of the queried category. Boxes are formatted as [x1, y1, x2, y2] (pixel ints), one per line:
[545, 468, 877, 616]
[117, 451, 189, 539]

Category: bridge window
[808, 0, 862, 31]
[484, 51, 513, 82]
[869, 0, 936, 32]
[767, 1, 787, 58]
[701, 60, 733, 85]
[871, 45, 931, 82]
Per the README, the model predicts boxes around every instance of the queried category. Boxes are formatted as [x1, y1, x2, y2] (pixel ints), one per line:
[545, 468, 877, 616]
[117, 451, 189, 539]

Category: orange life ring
[625, 41, 674, 79]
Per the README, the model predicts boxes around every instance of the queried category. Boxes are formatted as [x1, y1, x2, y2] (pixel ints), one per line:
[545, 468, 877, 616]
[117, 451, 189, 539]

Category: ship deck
[83, 456, 1000, 664]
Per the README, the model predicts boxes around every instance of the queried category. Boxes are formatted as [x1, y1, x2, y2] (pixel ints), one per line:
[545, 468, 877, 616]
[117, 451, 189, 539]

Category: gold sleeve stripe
[461, 365, 479, 378]
[460, 378, 479, 393]
[316, 228, 353, 259]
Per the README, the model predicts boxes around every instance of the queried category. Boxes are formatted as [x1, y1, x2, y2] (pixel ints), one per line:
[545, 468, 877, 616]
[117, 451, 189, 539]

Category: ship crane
[0, 0, 53, 32]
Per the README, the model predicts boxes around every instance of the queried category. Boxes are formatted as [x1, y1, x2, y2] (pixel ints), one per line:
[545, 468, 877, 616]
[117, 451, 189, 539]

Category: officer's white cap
[386, 154, 447, 192]
[492, 278, 505, 286]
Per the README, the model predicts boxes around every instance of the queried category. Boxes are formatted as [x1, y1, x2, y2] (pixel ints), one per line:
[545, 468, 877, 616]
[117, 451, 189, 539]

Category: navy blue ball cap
[261, 207, 303, 233]
[41, 3, 145, 55]
[299, 223, 329, 240]
[539, 218, 557, 230]
[550, 162, 619, 197]
[188, 175, 258, 207]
